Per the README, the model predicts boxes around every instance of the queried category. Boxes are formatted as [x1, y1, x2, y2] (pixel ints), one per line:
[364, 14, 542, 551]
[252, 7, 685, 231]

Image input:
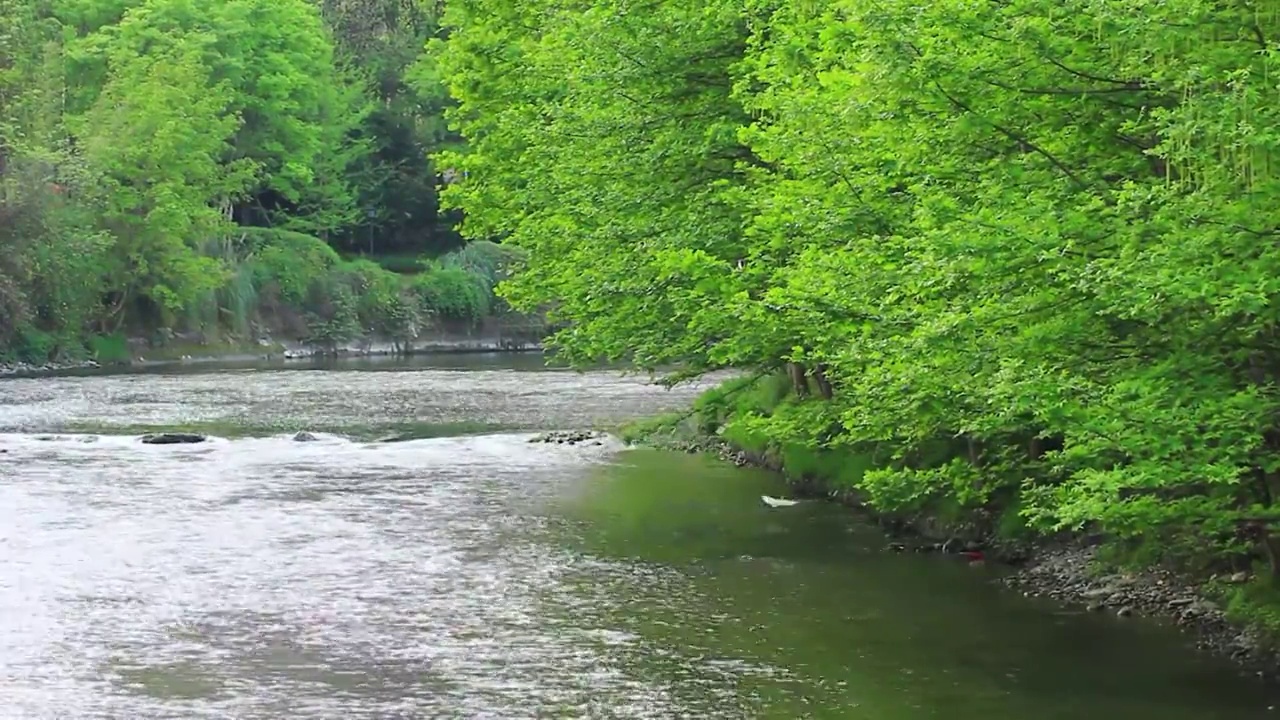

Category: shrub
[241, 228, 340, 305]
[410, 266, 490, 323]
[13, 327, 57, 364]
[440, 240, 526, 288]
[87, 333, 130, 363]
[302, 274, 361, 351]
[332, 258, 425, 344]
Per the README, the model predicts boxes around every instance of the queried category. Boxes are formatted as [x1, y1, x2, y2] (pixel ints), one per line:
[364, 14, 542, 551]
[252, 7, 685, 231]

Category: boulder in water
[140, 432, 207, 445]
[528, 430, 608, 446]
[293, 431, 319, 442]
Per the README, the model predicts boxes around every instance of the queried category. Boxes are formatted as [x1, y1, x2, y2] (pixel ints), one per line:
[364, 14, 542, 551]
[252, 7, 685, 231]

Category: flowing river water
[0, 354, 1276, 719]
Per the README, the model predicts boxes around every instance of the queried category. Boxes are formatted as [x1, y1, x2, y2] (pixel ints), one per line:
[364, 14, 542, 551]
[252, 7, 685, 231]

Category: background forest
[0, 0, 522, 363]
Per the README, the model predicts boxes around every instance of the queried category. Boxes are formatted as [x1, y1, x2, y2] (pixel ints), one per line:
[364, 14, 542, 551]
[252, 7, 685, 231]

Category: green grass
[1219, 575, 1280, 648]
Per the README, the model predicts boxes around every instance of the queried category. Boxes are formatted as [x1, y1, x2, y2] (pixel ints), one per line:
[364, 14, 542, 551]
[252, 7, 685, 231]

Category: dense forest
[0, 0, 523, 363]
[434, 0, 1280, 622]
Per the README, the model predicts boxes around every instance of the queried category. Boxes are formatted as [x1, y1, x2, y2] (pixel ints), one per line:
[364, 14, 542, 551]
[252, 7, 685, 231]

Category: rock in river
[140, 432, 207, 445]
[293, 431, 319, 442]
[528, 430, 608, 446]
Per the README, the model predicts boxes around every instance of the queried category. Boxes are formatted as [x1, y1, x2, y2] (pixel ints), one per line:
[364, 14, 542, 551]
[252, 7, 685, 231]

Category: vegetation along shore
[428, 0, 1280, 677]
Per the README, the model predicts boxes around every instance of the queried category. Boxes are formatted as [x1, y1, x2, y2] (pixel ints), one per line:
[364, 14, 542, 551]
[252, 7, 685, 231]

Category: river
[0, 354, 1274, 718]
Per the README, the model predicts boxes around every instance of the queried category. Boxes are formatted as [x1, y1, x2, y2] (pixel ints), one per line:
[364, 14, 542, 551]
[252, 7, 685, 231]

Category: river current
[0, 355, 1274, 718]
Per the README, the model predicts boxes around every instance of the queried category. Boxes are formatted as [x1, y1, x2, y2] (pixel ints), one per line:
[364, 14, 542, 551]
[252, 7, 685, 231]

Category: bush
[441, 241, 528, 314]
[0, 272, 30, 350]
[87, 333, 130, 364]
[13, 327, 57, 364]
[334, 258, 424, 344]
[380, 290, 423, 344]
[303, 275, 361, 351]
[339, 259, 401, 331]
[440, 240, 526, 287]
[241, 228, 340, 305]
[0, 218, 516, 358]
[409, 266, 490, 323]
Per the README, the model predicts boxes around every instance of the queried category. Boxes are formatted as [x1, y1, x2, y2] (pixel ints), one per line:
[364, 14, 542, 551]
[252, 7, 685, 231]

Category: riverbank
[0, 332, 544, 379]
[620, 386, 1280, 681]
[1002, 545, 1271, 673]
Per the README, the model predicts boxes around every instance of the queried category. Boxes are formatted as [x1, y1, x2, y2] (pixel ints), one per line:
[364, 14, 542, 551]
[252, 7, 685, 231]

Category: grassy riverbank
[622, 374, 1280, 675]
[0, 231, 545, 370]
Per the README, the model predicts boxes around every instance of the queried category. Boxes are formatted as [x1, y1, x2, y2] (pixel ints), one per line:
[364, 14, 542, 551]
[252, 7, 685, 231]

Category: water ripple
[0, 430, 782, 719]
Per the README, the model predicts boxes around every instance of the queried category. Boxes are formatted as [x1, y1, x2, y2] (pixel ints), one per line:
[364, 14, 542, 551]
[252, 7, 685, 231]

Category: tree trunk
[786, 362, 809, 397]
[1262, 529, 1280, 582]
[1255, 445, 1280, 582]
[812, 363, 833, 400]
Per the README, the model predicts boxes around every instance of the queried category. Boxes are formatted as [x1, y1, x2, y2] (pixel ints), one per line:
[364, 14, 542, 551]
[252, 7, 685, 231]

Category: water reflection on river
[0, 356, 1274, 718]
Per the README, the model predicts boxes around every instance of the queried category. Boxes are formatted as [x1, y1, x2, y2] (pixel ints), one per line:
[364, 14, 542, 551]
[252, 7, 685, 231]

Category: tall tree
[435, 0, 754, 367]
[438, 0, 1280, 576]
[321, 0, 458, 254]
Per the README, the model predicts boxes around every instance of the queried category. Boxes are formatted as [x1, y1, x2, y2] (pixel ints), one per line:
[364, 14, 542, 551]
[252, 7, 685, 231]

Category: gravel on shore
[1002, 544, 1276, 675]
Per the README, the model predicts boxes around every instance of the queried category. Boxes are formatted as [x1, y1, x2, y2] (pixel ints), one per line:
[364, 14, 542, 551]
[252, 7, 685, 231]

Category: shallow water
[0, 355, 1275, 718]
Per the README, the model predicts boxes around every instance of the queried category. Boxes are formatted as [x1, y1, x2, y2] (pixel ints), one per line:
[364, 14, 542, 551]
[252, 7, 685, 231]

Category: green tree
[67, 0, 363, 228]
[322, 0, 459, 254]
[437, 0, 1280, 581]
[74, 35, 249, 322]
[434, 0, 754, 368]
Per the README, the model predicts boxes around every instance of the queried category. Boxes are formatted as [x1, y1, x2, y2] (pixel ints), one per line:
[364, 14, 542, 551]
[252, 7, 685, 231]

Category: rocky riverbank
[626, 423, 1280, 679]
[1002, 545, 1277, 677]
[528, 430, 609, 446]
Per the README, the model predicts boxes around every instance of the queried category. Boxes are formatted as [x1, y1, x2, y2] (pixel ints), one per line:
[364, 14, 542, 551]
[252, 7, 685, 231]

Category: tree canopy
[436, 0, 1280, 577]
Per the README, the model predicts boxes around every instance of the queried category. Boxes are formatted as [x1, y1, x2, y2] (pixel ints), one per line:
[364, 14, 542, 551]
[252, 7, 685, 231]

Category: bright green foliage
[440, 238, 526, 311]
[74, 33, 246, 316]
[1, 0, 112, 353]
[69, 0, 357, 207]
[439, 0, 1280, 578]
[232, 229, 504, 342]
[434, 0, 754, 368]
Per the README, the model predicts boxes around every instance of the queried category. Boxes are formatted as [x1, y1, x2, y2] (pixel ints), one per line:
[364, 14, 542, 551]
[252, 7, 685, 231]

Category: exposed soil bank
[631, 426, 1280, 681]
